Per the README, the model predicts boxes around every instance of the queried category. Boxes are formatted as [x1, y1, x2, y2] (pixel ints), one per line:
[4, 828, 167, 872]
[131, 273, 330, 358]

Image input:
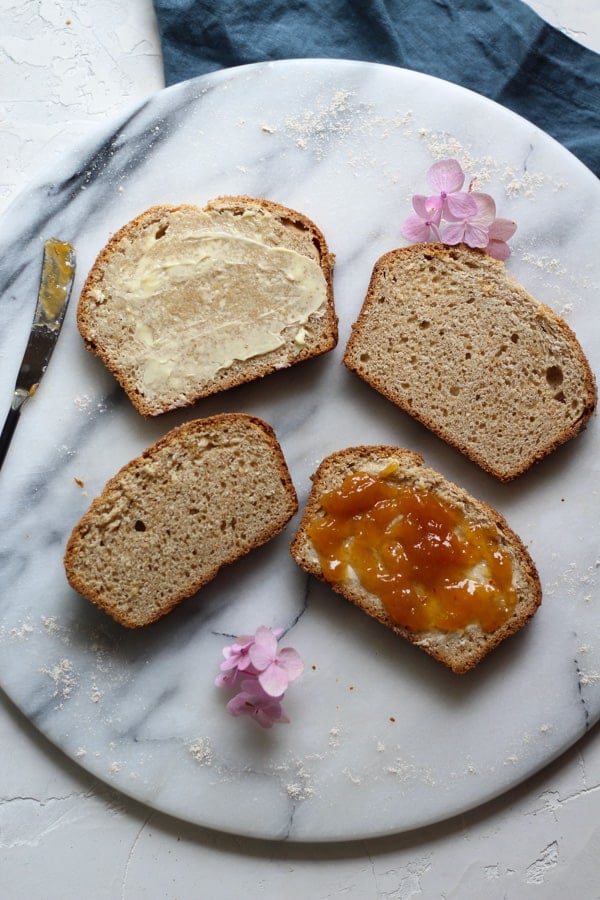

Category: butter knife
[0, 239, 76, 469]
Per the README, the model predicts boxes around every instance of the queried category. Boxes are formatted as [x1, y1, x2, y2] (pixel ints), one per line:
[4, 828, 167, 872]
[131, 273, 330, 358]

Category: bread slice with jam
[290, 446, 542, 673]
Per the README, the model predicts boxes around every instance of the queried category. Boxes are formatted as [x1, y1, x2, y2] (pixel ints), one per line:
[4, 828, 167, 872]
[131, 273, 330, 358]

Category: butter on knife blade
[0, 239, 76, 470]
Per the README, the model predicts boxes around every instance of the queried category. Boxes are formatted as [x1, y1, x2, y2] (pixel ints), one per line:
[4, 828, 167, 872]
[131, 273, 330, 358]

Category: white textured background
[1, 1, 599, 897]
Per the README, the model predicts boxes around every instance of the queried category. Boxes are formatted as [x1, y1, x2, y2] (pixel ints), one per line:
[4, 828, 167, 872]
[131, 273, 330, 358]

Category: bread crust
[343, 243, 597, 481]
[77, 196, 337, 416]
[64, 413, 298, 627]
[290, 446, 542, 673]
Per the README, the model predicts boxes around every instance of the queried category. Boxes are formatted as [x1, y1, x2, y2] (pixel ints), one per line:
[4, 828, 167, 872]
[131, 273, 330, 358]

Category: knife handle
[0, 406, 21, 470]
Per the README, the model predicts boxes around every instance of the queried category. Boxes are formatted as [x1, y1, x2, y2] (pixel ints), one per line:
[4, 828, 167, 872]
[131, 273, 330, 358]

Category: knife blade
[0, 239, 76, 470]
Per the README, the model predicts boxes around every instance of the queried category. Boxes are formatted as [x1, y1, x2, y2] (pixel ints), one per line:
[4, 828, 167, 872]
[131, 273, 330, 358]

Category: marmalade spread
[306, 464, 517, 633]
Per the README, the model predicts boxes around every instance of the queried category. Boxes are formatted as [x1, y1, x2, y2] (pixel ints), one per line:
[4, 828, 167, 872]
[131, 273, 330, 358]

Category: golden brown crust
[343, 243, 597, 481]
[77, 197, 338, 416]
[64, 413, 298, 627]
[290, 446, 542, 673]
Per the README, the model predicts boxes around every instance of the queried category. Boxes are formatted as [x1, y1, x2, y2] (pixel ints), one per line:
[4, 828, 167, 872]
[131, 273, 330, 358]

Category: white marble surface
[1, 0, 599, 895]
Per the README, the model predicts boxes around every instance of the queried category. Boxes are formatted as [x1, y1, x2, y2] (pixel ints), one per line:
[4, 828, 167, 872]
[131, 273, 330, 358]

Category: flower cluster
[215, 625, 304, 728]
[401, 158, 517, 260]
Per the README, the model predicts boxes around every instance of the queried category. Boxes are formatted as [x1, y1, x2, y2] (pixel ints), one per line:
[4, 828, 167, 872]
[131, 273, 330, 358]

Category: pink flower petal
[444, 191, 478, 221]
[401, 215, 432, 243]
[488, 217, 517, 241]
[215, 670, 240, 688]
[226, 680, 289, 728]
[277, 647, 305, 681]
[248, 626, 278, 671]
[470, 192, 496, 226]
[486, 239, 511, 261]
[258, 662, 290, 697]
[427, 159, 465, 194]
[412, 194, 442, 224]
[439, 222, 467, 245]
[464, 222, 491, 248]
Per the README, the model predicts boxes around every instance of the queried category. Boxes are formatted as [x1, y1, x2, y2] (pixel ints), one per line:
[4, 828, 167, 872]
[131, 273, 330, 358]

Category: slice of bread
[77, 196, 337, 416]
[290, 446, 542, 673]
[343, 243, 596, 481]
[64, 414, 298, 627]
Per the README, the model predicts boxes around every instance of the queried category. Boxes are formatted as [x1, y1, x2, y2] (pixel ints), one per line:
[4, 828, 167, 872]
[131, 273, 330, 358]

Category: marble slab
[0, 59, 598, 842]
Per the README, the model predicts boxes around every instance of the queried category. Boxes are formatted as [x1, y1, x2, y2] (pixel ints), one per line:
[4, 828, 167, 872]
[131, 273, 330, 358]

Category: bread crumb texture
[290, 446, 542, 673]
[77, 197, 337, 416]
[343, 244, 597, 480]
[64, 414, 298, 627]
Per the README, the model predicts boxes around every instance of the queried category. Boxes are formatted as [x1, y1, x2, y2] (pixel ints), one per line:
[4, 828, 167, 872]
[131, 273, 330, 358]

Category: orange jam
[306, 465, 517, 633]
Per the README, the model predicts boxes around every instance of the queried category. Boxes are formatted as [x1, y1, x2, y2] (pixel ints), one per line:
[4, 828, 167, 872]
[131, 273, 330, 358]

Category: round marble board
[0, 60, 598, 842]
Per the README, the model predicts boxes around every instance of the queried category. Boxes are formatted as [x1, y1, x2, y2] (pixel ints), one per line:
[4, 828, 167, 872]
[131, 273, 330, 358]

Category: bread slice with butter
[64, 414, 298, 627]
[343, 243, 596, 481]
[290, 446, 542, 673]
[77, 196, 337, 415]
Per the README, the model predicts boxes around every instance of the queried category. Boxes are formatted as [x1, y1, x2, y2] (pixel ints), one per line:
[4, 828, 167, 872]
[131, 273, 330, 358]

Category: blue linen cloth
[152, 0, 600, 177]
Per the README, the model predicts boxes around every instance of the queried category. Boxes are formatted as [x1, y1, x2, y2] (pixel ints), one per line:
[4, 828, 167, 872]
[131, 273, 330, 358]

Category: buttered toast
[77, 196, 337, 415]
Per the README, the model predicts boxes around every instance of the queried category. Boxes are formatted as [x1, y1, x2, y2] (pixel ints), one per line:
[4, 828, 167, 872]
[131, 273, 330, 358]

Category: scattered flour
[328, 725, 342, 749]
[89, 684, 103, 703]
[188, 737, 214, 766]
[10, 620, 34, 640]
[579, 671, 600, 687]
[41, 658, 78, 702]
[284, 89, 356, 155]
[280, 758, 316, 803]
[42, 615, 61, 635]
[342, 767, 361, 785]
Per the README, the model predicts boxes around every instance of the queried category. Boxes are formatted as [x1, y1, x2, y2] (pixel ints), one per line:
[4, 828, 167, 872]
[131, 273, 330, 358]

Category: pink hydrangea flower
[215, 626, 284, 687]
[401, 159, 478, 244]
[425, 158, 479, 220]
[226, 679, 290, 729]
[216, 625, 304, 728]
[401, 158, 516, 259]
[441, 192, 496, 248]
[248, 625, 304, 698]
